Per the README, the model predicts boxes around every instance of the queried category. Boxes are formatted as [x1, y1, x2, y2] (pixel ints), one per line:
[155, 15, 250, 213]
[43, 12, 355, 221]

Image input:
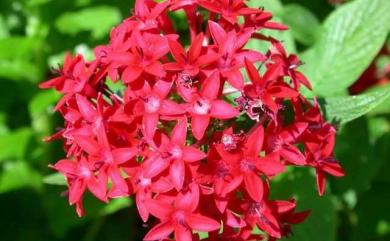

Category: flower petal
[144, 221, 174, 241]
[75, 94, 97, 122]
[182, 146, 206, 162]
[112, 147, 138, 164]
[122, 65, 143, 83]
[143, 155, 170, 178]
[210, 100, 239, 119]
[160, 100, 186, 116]
[174, 226, 192, 241]
[188, 33, 204, 63]
[170, 159, 185, 191]
[171, 118, 187, 145]
[244, 172, 264, 202]
[200, 71, 220, 100]
[142, 113, 159, 140]
[208, 21, 226, 46]
[191, 114, 210, 140]
[316, 168, 326, 196]
[280, 145, 306, 166]
[187, 213, 221, 231]
[257, 153, 285, 176]
[144, 198, 172, 220]
[245, 125, 264, 157]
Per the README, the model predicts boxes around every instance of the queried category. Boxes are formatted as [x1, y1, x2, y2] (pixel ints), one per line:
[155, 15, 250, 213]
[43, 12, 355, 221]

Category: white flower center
[144, 95, 161, 113]
[193, 98, 211, 115]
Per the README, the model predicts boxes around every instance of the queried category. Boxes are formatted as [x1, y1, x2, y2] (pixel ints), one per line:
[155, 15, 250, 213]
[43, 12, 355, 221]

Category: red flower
[41, 0, 344, 239]
[265, 122, 308, 165]
[143, 118, 206, 190]
[144, 184, 220, 241]
[166, 33, 219, 77]
[216, 125, 285, 202]
[133, 79, 185, 140]
[198, 0, 262, 25]
[305, 132, 345, 196]
[187, 72, 239, 140]
[268, 41, 312, 90]
[239, 58, 298, 120]
[207, 21, 266, 89]
[51, 156, 107, 216]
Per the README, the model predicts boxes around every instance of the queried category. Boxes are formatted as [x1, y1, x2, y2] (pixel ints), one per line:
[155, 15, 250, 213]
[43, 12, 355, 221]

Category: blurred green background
[0, 0, 389, 241]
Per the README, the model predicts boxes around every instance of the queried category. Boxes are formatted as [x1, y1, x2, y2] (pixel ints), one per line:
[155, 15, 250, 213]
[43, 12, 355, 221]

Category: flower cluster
[40, 0, 344, 240]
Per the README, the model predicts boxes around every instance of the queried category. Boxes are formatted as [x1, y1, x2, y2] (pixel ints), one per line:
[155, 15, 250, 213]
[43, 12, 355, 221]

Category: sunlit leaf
[281, 4, 321, 46]
[0, 128, 32, 162]
[321, 85, 390, 124]
[43, 173, 67, 186]
[301, 0, 390, 96]
[55, 6, 122, 39]
[0, 161, 42, 193]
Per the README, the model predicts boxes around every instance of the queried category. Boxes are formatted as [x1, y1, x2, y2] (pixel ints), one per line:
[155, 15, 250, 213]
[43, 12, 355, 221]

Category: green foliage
[55, 6, 122, 40]
[321, 85, 390, 124]
[281, 4, 321, 46]
[301, 0, 390, 96]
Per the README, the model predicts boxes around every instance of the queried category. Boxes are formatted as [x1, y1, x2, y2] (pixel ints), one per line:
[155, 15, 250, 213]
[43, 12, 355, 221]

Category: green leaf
[0, 161, 42, 193]
[100, 197, 132, 216]
[333, 118, 385, 194]
[247, 0, 283, 14]
[281, 4, 321, 46]
[43, 173, 67, 186]
[301, 0, 390, 96]
[55, 6, 122, 39]
[0, 128, 33, 162]
[321, 85, 390, 124]
[0, 14, 9, 39]
[351, 185, 390, 240]
[370, 95, 390, 115]
[0, 37, 37, 59]
[0, 59, 41, 82]
[29, 90, 60, 119]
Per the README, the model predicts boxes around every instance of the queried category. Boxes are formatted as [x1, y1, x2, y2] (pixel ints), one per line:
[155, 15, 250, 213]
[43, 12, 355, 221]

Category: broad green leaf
[0, 128, 32, 162]
[370, 95, 390, 115]
[43, 173, 67, 186]
[321, 85, 390, 124]
[55, 6, 121, 39]
[0, 161, 42, 193]
[301, 0, 390, 96]
[281, 4, 321, 46]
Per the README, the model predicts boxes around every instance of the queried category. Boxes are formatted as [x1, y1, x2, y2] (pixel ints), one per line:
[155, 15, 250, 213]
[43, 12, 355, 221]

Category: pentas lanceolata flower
[40, 0, 345, 240]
